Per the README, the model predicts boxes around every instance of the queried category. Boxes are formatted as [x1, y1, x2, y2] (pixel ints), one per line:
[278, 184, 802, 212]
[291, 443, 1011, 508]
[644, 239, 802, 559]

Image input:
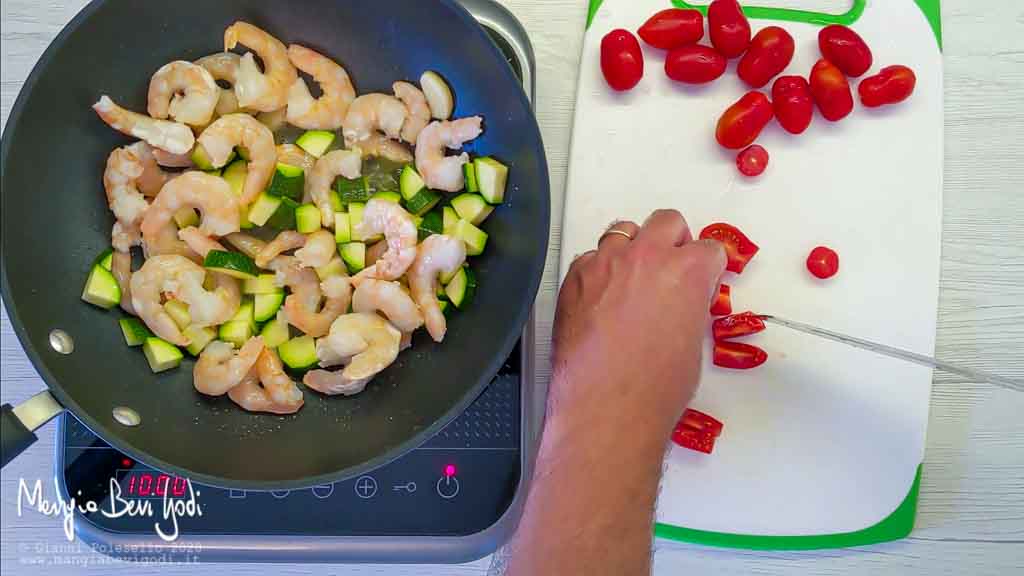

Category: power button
[436, 475, 460, 499]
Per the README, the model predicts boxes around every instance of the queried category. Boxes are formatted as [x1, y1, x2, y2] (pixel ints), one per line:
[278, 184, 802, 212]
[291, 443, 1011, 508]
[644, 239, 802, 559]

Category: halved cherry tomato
[736, 144, 769, 177]
[710, 284, 732, 316]
[713, 311, 766, 341]
[737, 26, 795, 89]
[772, 75, 814, 134]
[672, 424, 717, 454]
[601, 29, 644, 91]
[713, 341, 768, 370]
[699, 222, 760, 274]
[806, 246, 840, 279]
[859, 65, 917, 108]
[678, 409, 725, 438]
[809, 59, 854, 121]
[665, 45, 727, 84]
[708, 0, 751, 59]
[818, 25, 873, 78]
[638, 8, 704, 50]
[716, 91, 774, 150]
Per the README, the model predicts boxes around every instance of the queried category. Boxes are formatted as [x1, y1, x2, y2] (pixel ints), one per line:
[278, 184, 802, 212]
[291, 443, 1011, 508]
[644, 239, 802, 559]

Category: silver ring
[600, 229, 634, 243]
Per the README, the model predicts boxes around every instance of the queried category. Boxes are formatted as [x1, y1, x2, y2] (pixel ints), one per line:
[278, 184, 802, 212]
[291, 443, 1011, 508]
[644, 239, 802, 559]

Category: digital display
[120, 471, 189, 499]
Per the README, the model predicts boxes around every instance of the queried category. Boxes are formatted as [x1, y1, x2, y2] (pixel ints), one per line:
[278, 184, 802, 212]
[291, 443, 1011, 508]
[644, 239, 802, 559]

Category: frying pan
[0, 0, 549, 489]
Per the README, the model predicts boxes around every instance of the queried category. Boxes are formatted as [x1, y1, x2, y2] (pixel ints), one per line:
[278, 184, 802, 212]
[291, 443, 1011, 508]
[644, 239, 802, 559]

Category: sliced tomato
[806, 246, 840, 279]
[713, 311, 766, 341]
[671, 424, 717, 454]
[713, 341, 768, 370]
[678, 409, 724, 438]
[699, 223, 760, 274]
[710, 283, 732, 316]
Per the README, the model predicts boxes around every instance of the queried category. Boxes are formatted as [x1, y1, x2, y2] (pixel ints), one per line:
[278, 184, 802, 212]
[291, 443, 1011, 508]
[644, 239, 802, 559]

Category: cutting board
[562, 0, 943, 549]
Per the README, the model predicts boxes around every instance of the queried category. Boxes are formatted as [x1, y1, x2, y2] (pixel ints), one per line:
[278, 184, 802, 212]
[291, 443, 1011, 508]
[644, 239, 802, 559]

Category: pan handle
[1, 391, 65, 467]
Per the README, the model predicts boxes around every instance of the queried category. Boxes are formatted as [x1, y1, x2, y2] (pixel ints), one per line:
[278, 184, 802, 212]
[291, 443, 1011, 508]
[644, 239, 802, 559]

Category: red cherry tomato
[699, 222, 760, 274]
[818, 25, 873, 78]
[716, 91, 774, 150]
[710, 283, 732, 316]
[713, 311, 766, 341]
[771, 75, 814, 134]
[638, 8, 704, 50]
[678, 409, 725, 438]
[600, 29, 644, 91]
[665, 45, 727, 84]
[708, 0, 751, 59]
[859, 65, 917, 108]
[671, 424, 717, 454]
[736, 145, 769, 177]
[806, 246, 840, 279]
[809, 59, 854, 121]
[737, 26, 795, 88]
[713, 341, 768, 370]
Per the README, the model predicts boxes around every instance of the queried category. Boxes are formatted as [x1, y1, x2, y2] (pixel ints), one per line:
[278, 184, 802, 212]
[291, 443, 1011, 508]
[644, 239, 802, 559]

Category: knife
[758, 315, 1024, 392]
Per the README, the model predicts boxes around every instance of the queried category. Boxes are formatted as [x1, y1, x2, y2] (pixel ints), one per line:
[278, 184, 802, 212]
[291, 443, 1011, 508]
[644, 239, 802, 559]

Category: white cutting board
[563, 0, 943, 546]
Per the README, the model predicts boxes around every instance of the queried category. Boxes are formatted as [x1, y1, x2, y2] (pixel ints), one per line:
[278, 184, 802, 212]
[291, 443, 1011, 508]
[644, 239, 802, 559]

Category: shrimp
[409, 235, 466, 342]
[147, 61, 219, 127]
[177, 226, 227, 257]
[224, 232, 267, 259]
[124, 142, 173, 196]
[307, 149, 361, 227]
[194, 338, 265, 396]
[257, 108, 288, 132]
[177, 227, 243, 321]
[144, 219, 201, 263]
[393, 81, 429, 143]
[141, 172, 240, 250]
[342, 93, 408, 145]
[92, 95, 194, 155]
[129, 255, 207, 345]
[303, 313, 401, 396]
[223, 22, 297, 112]
[112, 222, 142, 254]
[103, 146, 150, 243]
[267, 256, 351, 337]
[196, 53, 244, 118]
[277, 144, 316, 176]
[228, 349, 304, 414]
[150, 147, 194, 169]
[364, 239, 388, 268]
[351, 199, 418, 282]
[295, 230, 337, 269]
[286, 44, 355, 130]
[196, 114, 276, 204]
[352, 279, 424, 333]
[316, 337, 347, 368]
[110, 251, 136, 316]
[255, 230, 306, 268]
[357, 133, 413, 164]
[415, 117, 483, 192]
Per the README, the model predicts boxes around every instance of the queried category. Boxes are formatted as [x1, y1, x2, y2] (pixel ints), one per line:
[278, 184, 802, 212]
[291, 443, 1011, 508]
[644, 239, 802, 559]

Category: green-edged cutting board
[563, 0, 943, 550]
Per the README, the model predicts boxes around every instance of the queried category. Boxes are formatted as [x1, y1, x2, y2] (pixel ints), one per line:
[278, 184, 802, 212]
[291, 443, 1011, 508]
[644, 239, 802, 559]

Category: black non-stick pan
[0, 0, 549, 490]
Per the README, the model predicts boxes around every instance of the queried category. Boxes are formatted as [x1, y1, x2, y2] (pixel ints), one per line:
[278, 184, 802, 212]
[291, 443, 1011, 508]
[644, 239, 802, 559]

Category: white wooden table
[2, 1, 1022, 574]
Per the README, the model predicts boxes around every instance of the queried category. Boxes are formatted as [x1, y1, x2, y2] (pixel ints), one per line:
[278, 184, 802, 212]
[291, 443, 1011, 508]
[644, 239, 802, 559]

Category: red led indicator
[444, 464, 457, 477]
[121, 458, 132, 467]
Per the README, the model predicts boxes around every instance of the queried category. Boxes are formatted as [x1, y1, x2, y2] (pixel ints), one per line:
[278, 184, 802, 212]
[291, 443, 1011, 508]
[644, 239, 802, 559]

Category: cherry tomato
[714, 341, 768, 370]
[678, 409, 725, 438]
[699, 222, 760, 274]
[638, 8, 704, 50]
[708, 0, 751, 59]
[600, 29, 644, 91]
[771, 75, 814, 134]
[665, 45, 727, 84]
[859, 65, 917, 108]
[737, 26, 795, 88]
[809, 59, 854, 121]
[713, 311, 766, 341]
[716, 91, 774, 150]
[710, 283, 732, 316]
[671, 424, 717, 454]
[818, 25, 873, 78]
[736, 145, 769, 177]
[806, 246, 840, 279]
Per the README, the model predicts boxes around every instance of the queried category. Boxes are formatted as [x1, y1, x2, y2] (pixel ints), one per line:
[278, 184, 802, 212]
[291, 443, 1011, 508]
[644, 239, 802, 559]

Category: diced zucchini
[451, 193, 494, 225]
[204, 250, 259, 280]
[244, 274, 279, 295]
[183, 325, 217, 356]
[371, 190, 402, 204]
[328, 189, 344, 212]
[399, 165, 426, 201]
[119, 317, 151, 347]
[417, 209, 444, 242]
[295, 130, 336, 158]
[405, 188, 441, 216]
[173, 207, 200, 229]
[442, 206, 458, 235]
[453, 219, 488, 256]
[315, 257, 347, 280]
[143, 337, 183, 373]
[260, 312, 290, 349]
[267, 197, 300, 230]
[445, 267, 477, 309]
[348, 202, 367, 241]
[239, 203, 254, 230]
[191, 145, 216, 171]
[420, 71, 454, 120]
[247, 192, 282, 227]
[279, 335, 318, 370]
[236, 146, 251, 161]
[81, 265, 121, 309]
[267, 163, 305, 201]
[229, 298, 256, 329]
[340, 242, 367, 273]
[439, 300, 452, 316]
[334, 212, 352, 243]
[163, 299, 191, 330]
[296, 203, 322, 234]
[94, 248, 114, 271]
[204, 168, 222, 177]
[218, 322, 253, 348]
[475, 157, 508, 204]
[463, 161, 479, 193]
[254, 291, 285, 323]
[223, 159, 247, 196]
[336, 175, 372, 204]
